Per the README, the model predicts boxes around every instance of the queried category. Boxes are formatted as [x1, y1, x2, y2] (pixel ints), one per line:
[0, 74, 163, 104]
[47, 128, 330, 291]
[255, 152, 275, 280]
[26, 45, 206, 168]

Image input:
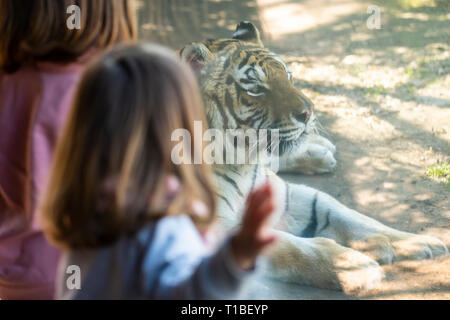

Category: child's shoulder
[154, 214, 196, 235]
[137, 215, 205, 253]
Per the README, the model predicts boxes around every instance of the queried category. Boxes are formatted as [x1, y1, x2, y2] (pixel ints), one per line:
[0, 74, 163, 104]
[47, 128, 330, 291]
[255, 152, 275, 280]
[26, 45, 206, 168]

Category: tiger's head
[181, 21, 315, 156]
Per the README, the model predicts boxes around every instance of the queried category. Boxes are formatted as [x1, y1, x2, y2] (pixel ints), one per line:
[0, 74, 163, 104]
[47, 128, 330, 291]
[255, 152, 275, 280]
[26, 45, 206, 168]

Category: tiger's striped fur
[181, 22, 448, 293]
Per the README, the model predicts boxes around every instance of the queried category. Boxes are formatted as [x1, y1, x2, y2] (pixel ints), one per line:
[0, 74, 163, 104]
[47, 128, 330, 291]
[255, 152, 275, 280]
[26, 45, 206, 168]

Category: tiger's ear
[232, 21, 263, 47]
[180, 43, 213, 74]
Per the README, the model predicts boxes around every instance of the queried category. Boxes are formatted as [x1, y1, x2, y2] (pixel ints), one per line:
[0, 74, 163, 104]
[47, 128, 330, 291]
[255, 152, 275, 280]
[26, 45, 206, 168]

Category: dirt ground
[274, 0, 450, 299]
[138, 0, 450, 299]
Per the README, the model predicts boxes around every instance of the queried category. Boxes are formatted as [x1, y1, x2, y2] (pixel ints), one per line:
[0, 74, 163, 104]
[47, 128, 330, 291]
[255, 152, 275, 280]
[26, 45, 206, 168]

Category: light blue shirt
[57, 215, 256, 300]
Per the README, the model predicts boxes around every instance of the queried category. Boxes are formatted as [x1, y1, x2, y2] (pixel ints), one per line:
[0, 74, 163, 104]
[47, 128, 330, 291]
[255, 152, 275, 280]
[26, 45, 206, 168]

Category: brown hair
[0, 0, 137, 73]
[42, 44, 217, 250]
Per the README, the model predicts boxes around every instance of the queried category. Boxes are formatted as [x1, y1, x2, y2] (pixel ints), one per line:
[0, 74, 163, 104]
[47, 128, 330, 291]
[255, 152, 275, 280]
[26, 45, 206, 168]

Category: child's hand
[231, 183, 277, 270]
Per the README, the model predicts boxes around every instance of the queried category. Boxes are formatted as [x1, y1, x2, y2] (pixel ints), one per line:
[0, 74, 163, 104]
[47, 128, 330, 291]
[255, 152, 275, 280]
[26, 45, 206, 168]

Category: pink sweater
[0, 61, 85, 299]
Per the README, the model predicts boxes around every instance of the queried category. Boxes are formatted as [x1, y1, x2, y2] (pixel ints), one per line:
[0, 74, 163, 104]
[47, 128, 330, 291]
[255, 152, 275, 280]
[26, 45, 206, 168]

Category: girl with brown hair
[42, 44, 277, 299]
[0, 0, 137, 299]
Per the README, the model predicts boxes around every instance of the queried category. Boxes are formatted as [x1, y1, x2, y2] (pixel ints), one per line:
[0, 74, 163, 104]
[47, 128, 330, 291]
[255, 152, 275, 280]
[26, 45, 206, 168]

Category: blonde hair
[42, 44, 217, 250]
[0, 0, 137, 73]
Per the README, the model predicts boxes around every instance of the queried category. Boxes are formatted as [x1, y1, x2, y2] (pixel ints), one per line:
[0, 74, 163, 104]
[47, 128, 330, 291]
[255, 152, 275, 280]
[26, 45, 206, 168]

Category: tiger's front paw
[280, 143, 337, 174]
[302, 144, 337, 174]
[316, 238, 384, 293]
[267, 237, 384, 293]
[351, 232, 448, 265]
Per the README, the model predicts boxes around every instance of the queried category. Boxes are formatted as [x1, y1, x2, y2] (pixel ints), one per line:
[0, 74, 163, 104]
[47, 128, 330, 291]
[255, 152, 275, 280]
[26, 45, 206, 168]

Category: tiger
[180, 21, 448, 293]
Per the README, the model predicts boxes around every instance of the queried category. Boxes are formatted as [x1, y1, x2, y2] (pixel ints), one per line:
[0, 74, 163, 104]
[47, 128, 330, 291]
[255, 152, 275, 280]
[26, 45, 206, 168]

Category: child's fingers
[249, 199, 275, 231]
[244, 185, 274, 231]
[243, 192, 267, 225]
[258, 234, 277, 248]
[245, 183, 272, 216]
[250, 188, 275, 221]
[246, 184, 270, 210]
[244, 199, 271, 232]
[246, 183, 272, 204]
[242, 200, 274, 240]
[254, 232, 277, 254]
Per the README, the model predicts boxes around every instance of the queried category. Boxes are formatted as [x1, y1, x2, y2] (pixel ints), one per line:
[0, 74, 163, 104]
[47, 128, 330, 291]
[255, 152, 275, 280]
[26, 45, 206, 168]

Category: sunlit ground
[274, 0, 450, 299]
[137, 0, 450, 299]
[257, 0, 367, 39]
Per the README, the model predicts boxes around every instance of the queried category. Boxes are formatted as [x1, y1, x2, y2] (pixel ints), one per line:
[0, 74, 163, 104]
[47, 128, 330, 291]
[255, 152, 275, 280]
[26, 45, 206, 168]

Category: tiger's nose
[293, 109, 312, 123]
